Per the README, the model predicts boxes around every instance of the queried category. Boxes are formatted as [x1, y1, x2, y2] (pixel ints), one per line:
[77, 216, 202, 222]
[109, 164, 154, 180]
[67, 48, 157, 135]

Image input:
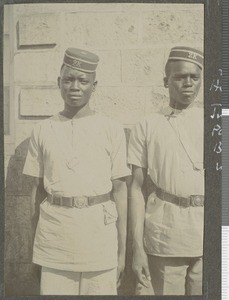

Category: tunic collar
[162, 103, 195, 117]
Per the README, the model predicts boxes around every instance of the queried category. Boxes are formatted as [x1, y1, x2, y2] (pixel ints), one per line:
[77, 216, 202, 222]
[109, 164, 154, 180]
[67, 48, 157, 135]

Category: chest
[147, 115, 203, 159]
[40, 120, 111, 160]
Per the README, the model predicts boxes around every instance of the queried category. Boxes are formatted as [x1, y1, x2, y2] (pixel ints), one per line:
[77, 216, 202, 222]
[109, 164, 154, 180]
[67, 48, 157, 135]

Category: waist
[46, 192, 110, 208]
[155, 186, 204, 207]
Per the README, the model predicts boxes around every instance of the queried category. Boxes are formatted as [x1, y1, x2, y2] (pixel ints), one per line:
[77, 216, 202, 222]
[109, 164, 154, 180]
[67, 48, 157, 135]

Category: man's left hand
[117, 253, 125, 288]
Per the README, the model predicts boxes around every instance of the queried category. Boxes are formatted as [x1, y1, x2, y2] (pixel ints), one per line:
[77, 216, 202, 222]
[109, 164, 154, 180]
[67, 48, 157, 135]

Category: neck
[169, 101, 192, 110]
[61, 103, 93, 119]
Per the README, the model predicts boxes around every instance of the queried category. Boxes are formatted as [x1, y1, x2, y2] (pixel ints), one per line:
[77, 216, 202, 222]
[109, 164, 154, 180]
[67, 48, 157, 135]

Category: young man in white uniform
[128, 46, 204, 295]
[23, 48, 130, 295]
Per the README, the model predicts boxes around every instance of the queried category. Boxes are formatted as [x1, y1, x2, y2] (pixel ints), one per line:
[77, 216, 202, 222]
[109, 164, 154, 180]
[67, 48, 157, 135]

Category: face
[164, 61, 202, 109]
[58, 65, 97, 110]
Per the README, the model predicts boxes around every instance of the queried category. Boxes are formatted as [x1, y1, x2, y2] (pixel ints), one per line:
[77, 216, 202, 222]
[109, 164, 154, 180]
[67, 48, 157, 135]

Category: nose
[70, 80, 80, 90]
[183, 76, 192, 86]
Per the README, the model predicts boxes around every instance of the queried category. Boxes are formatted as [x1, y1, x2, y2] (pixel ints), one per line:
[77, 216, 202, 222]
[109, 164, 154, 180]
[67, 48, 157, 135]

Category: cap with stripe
[63, 48, 99, 73]
[167, 46, 204, 69]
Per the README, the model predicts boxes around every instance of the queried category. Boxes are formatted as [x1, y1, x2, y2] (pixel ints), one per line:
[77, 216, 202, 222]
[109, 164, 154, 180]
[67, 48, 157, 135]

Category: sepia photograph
[2, 1, 219, 297]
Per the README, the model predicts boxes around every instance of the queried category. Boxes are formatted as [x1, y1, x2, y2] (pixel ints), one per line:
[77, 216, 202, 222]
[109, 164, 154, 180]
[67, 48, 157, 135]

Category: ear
[92, 81, 98, 92]
[164, 77, 168, 88]
[57, 77, 61, 88]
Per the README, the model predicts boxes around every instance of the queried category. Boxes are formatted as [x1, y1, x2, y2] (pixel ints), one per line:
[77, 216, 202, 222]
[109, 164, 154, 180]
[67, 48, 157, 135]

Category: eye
[80, 80, 89, 84]
[62, 78, 72, 83]
[192, 76, 200, 81]
[173, 75, 183, 80]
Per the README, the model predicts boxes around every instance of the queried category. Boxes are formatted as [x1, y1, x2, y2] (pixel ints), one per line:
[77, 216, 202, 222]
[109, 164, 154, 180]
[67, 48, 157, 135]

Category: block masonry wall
[4, 3, 204, 295]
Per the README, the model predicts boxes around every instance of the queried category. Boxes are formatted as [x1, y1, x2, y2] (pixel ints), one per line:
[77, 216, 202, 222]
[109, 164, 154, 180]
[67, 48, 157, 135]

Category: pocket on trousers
[103, 201, 118, 225]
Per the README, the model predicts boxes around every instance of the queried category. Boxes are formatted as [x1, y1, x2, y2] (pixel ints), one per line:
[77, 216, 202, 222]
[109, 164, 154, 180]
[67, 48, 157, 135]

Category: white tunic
[23, 113, 130, 271]
[128, 106, 204, 257]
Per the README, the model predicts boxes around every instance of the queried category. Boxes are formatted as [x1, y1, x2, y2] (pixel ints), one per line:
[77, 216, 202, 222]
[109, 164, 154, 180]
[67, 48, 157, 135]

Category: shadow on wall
[4, 129, 151, 296]
[5, 138, 41, 296]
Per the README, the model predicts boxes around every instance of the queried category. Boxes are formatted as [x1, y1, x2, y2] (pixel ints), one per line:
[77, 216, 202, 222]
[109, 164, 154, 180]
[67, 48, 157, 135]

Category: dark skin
[164, 60, 202, 110]
[130, 60, 202, 287]
[57, 65, 97, 119]
[31, 64, 127, 287]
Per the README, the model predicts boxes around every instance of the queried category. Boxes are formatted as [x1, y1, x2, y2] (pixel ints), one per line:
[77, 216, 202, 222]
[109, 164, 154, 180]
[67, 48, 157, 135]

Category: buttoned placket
[66, 119, 78, 170]
[71, 119, 74, 148]
[49, 118, 78, 171]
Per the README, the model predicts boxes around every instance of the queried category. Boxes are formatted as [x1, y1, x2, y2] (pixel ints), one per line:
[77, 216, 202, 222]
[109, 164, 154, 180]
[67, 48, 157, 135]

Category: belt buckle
[189, 195, 203, 207]
[73, 196, 88, 208]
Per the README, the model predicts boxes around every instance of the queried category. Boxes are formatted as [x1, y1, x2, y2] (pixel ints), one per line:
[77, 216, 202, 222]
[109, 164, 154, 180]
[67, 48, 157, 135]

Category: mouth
[182, 91, 193, 95]
[68, 95, 82, 99]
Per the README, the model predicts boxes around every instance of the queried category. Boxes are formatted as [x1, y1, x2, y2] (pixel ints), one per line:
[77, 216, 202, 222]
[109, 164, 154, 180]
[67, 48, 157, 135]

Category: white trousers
[148, 256, 203, 295]
[40, 266, 117, 295]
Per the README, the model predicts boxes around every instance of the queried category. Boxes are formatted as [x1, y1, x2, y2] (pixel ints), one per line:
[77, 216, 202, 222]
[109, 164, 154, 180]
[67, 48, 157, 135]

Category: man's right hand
[132, 249, 151, 287]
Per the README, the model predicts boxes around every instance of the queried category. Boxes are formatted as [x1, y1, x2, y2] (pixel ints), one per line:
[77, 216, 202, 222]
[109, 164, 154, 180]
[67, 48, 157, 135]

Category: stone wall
[4, 3, 203, 296]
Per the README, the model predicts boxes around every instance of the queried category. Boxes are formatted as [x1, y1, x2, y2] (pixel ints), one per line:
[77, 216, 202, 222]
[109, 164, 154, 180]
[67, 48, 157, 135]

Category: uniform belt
[155, 187, 204, 207]
[47, 192, 110, 208]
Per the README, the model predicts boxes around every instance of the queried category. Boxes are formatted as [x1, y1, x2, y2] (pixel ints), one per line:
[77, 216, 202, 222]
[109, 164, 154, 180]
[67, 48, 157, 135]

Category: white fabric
[40, 266, 117, 295]
[24, 113, 130, 196]
[23, 113, 130, 271]
[128, 105, 204, 257]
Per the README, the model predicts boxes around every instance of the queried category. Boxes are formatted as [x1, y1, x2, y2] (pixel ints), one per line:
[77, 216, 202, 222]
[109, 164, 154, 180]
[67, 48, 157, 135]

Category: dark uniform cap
[63, 48, 99, 73]
[168, 46, 204, 69]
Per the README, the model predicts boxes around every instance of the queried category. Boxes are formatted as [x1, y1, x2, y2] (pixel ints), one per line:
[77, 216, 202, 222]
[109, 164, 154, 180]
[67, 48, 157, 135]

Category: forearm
[129, 167, 150, 284]
[112, 179, 128, 256]
[130, 186, 146, 252]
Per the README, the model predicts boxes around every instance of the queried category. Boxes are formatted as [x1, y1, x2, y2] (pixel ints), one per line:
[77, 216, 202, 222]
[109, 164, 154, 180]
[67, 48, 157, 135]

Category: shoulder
[192, 106, 203, 114]
[132, 112, 164, 131]
[30, 116, 54, 137]
[188, 106, 204, 119]
[144, 111, 165, 124]
[94, 113, 120, 125]
[35, 117, 53, 129]
[94, 113, 124, 132]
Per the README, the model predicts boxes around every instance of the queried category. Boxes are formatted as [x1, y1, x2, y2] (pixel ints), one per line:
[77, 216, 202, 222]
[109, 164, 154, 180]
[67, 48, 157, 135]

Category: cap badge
[72, 59, 81, 68]
[188, 52, 197, 60]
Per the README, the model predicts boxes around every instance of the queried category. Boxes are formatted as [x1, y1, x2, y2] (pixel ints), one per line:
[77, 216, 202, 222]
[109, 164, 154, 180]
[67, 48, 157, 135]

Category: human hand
[132, 249, 151, 287]
[117, 253, 125, 288]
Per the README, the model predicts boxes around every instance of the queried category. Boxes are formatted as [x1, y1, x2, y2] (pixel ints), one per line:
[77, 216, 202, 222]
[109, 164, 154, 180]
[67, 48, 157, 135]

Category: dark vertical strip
[0, 3, 4, 298]
[222, 0, 229, 226]
[203, 0, 221, 299]
[222, 0, 229, 108]
[222, 115, 229, 225]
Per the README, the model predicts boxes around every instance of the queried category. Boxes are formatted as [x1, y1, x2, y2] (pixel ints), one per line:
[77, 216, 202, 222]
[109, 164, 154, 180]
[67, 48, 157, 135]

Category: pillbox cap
[63, 48, 99, 73]
[168, 46, 203, 69]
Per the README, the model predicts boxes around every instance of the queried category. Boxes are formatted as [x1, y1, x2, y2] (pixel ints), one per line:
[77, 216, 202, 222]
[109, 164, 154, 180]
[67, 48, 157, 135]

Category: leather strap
[155, 186, 204, 207]
[47, 192, 110, 208]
